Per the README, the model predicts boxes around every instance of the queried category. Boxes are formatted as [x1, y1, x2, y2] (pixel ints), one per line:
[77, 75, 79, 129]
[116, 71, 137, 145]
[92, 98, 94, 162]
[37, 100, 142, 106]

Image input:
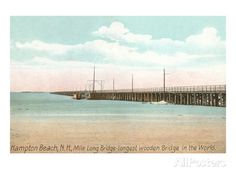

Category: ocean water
[10, 92, 226, 121]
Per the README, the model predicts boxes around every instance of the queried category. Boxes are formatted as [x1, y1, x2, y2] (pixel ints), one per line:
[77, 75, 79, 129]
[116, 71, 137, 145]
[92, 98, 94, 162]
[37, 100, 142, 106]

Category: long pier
[52, 84, 226, 107]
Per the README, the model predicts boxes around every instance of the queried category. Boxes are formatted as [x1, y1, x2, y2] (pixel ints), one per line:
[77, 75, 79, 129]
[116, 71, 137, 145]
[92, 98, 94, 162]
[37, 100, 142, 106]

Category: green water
[10, 92, 226, 121]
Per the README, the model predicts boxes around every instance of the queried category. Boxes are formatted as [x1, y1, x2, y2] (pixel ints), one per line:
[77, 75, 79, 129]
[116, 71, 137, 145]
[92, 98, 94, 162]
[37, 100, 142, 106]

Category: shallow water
[10, 92, 226, 121]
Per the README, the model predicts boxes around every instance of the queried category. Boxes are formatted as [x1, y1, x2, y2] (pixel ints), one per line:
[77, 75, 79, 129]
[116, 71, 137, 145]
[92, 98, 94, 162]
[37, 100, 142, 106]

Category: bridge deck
[95, 85, 226, 93]
[51, 85, 226, 107]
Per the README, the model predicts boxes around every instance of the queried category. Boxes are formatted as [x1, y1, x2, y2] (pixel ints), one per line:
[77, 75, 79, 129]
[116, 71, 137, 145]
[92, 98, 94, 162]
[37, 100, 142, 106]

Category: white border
[1, 0, 236, 177]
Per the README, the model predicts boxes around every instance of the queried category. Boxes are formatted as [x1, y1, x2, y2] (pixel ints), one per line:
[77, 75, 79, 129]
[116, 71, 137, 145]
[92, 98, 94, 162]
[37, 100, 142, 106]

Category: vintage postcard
[10, 16, 226, 153]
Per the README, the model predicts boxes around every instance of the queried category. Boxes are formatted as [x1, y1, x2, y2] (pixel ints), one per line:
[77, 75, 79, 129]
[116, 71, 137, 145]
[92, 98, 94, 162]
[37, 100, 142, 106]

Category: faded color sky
[11, 16, 226, 92]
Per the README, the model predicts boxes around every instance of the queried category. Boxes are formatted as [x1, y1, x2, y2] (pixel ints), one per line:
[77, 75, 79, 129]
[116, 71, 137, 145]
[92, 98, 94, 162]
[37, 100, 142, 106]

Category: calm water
[11, 93, 226, 121]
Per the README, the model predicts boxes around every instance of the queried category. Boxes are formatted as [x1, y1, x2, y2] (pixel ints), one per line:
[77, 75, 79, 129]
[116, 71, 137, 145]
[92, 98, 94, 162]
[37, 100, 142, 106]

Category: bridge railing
[94, 84, 226, 93]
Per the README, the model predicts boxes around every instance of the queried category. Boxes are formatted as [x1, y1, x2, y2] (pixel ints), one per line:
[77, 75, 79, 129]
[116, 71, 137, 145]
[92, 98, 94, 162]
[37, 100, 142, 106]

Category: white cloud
[13, 23, 225, 69]
[15, 40, 81, 54]
[14, 39, 219, 68]
[93, 21, 152, 43]
[186, 27, 225, 48]
[64, 39, 204, 66]
[93, 22, 225, 55]
[94, 21, 129, 39]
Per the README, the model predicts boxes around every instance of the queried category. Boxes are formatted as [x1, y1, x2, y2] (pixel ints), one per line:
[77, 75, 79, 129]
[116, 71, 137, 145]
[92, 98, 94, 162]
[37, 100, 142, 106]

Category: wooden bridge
[52, 84, 226, 107]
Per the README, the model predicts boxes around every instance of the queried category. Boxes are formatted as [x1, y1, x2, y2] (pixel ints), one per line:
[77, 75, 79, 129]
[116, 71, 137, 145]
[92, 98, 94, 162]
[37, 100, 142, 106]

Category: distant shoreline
[10, 91, 48, 93]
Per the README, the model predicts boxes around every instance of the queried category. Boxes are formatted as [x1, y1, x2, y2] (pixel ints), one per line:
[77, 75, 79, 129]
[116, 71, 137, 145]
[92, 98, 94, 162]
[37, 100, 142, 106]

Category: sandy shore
[10, 117, 225, 153]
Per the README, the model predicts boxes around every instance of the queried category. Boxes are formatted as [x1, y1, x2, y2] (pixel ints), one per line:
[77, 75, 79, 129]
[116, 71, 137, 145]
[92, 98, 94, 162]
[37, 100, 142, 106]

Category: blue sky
[10, 16, 226, 91]
[11, 16, 225, 43]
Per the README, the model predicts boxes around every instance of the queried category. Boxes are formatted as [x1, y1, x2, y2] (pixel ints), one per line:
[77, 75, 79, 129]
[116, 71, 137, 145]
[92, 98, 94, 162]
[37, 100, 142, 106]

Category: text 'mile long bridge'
[52, 68, 226, 107]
